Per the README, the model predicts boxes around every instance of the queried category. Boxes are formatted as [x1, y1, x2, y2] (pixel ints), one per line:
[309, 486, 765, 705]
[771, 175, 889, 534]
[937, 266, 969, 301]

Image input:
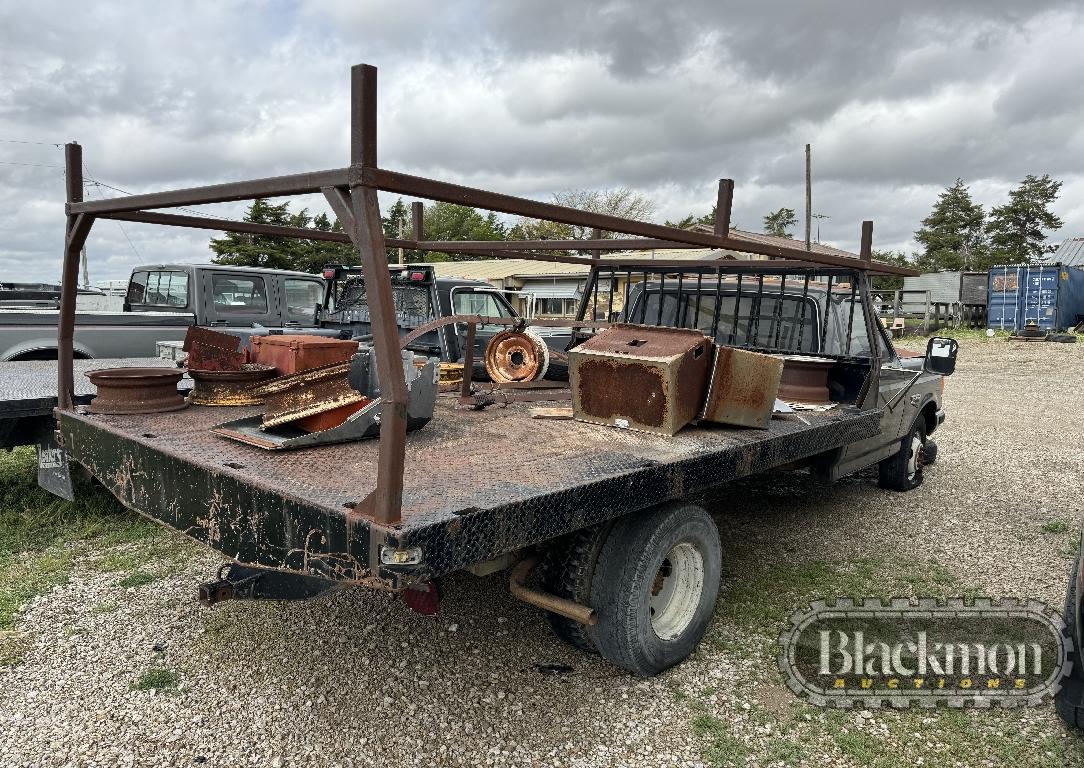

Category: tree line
[209, 176, 1067, 275]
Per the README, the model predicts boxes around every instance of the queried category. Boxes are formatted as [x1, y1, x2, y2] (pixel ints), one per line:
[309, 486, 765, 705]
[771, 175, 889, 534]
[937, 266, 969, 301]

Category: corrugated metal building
[1053, 238, 1084, 268]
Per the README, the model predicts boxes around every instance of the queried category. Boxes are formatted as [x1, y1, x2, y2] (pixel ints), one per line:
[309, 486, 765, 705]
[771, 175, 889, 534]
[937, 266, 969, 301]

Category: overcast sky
[2, 0, 1083, 283]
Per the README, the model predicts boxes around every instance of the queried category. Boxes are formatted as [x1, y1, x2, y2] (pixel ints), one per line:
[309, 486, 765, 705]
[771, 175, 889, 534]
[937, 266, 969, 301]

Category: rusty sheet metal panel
[60, 400, 881, 586]
[569, 324, 712, 436]
[700, 346, 782, 429]
[256, 362, 369, 428]
[183, 326, 247, 372]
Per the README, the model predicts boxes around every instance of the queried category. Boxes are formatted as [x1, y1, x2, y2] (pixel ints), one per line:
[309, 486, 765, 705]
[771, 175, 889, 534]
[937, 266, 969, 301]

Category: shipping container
[987, 264, 1084, 331]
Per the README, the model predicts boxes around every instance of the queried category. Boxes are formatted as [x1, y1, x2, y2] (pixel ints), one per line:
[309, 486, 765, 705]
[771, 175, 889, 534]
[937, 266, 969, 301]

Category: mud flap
[37, 432, 74, 501]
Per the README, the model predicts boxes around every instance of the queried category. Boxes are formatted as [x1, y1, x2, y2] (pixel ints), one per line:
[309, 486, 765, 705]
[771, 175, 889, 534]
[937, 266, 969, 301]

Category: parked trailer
[43, 63, 949, 677]
[987, 263, 1084, 332]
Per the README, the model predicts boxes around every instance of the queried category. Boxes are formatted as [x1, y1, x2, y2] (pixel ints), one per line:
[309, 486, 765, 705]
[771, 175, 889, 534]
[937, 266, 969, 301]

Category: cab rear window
[127, 270, 189, 308]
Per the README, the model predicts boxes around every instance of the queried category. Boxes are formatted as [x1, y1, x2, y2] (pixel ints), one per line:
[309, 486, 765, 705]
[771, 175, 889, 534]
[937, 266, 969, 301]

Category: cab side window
[284, 279, 323, 322]
[212, 275, 268, 314]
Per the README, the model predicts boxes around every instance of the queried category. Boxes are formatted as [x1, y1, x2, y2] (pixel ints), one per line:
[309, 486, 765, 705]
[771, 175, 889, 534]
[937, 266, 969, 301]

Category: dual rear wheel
[540, 503, 722, 676]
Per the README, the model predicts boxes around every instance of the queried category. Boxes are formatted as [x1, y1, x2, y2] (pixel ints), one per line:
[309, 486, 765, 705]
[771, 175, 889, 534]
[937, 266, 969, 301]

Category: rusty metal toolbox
[699, 346, 783, 429]
[250, 335, 359, 375]
[569, 324, 713, 436]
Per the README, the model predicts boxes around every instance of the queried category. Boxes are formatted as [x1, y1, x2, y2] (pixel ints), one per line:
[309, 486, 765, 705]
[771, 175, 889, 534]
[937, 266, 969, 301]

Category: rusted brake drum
[187, 364, 277, 406]
[86, 367, 188, 414]
[484, 328, 550, 383]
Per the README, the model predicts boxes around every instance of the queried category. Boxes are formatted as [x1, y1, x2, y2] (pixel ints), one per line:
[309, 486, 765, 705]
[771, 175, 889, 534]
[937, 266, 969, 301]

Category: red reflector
[409, 271, 425, 281]
[322, 269, 336, 278]
[402, 582, 440, 616]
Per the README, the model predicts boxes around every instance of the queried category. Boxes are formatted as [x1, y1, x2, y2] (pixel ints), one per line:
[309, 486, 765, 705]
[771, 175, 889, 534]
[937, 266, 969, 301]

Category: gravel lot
[2, 336, 1083, 767]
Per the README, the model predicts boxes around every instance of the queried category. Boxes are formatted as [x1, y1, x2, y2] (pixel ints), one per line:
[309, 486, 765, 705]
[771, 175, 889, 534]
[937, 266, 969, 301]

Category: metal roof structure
[1053, 238, 1084, 267]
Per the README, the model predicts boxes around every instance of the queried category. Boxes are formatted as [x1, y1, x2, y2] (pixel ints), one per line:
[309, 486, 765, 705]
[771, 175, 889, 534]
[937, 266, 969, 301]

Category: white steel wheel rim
[907, 434, 924, 479]
[649, 542, 705, 641]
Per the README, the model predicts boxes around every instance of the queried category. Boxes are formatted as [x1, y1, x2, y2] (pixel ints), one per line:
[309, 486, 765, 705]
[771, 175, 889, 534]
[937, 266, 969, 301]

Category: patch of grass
[1041, 520, 1069, 534]
[718, 555, 966, 633]
[90, 601, 119, 615]
[691, 713, 750, 767]
[92, 551, 144, 573]
[0, 447, 162, 629]
[118, 571, 159, 588]
[132, 667, 180, 691]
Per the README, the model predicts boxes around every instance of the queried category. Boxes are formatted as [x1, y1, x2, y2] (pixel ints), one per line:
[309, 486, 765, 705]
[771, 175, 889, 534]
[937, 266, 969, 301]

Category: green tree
[665, 205, 724, 230]
[986, 174, 1064, 265]
[870, 249, 915, 291]
[382, 197, 423, 263]
[209, 199, 354, 272]
[421, 202, 506, 261]
[762, 207, 798, 238]
[913, 179, 987, 272]
[510, 188, 656, 244]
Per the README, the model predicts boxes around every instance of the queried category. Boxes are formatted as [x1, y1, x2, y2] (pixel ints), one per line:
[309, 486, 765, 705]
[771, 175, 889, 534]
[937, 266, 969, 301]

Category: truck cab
[319, 264, 571, 377]
[126, 264, 325, 329]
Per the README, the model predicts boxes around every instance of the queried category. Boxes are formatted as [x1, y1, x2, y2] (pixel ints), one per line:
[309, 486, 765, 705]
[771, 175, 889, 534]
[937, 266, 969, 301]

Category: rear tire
[538, 523, 614, 653]
[1055, 555, 1084, 730]
[588, 503, 722, 676]
[878, 419, 926, 491]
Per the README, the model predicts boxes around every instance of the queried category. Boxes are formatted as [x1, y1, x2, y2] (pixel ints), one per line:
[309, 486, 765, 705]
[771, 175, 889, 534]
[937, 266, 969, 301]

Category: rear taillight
[409, 271, 425, 281]
[322, 269, 336, 279]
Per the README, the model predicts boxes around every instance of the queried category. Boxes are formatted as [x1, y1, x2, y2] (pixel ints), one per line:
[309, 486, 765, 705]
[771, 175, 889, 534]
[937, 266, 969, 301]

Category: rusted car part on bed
[51, 64, 941, 675]
[85, 367, 187, 414]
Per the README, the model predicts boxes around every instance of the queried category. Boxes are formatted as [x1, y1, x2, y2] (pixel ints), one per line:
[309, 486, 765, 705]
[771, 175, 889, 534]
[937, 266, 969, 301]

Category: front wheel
[588, 503, 722, 676]
[878, 419, 926, 491]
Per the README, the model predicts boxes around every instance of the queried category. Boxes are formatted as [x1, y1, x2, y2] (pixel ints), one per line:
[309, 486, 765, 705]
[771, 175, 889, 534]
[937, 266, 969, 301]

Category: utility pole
[397, 217, 405, 265]
[804, 143, 812, 252]
[80, 246, 89, 288]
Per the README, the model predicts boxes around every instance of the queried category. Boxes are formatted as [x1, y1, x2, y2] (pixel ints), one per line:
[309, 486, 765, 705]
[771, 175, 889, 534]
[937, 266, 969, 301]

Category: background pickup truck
[0, 263, 326, 361]
[319, 263, 572, 378]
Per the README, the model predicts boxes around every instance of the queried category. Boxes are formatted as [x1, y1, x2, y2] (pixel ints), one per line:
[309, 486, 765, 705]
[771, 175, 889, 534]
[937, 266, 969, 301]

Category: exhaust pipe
[509, 556, 597, 626]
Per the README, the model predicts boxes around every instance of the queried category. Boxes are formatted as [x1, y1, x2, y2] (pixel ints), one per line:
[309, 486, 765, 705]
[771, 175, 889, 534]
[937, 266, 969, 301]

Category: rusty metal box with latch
[569, 324, 713, 436]
[250, 335, 359, 376]
[699, 346, 783, 429]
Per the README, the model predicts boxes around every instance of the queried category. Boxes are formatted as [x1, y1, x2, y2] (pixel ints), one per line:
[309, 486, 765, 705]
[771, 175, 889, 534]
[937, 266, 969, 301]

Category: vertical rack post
[348, 64, 409, 527]
[58, 143, 93, 413]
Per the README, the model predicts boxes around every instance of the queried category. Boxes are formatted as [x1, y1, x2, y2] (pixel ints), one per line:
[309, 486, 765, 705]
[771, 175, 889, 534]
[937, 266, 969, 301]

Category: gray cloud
[0, 0, 1082, 283]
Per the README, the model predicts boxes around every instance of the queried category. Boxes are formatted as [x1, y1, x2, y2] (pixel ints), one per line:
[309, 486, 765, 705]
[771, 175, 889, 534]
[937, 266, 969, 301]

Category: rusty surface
[183, 326, 248, 372]
[259, 363, 369, 428]
[570, 324, 712, 436]
[85, 367, 188, 414]
[777, 355, 834, 403]
[509, 557, 596, 626]
[59, 397, 882, 585]
[484, 329, 549, 383]
[250, 335, 359, 376]
[187, 364, 277, 406]
[701, 346, 783, 429]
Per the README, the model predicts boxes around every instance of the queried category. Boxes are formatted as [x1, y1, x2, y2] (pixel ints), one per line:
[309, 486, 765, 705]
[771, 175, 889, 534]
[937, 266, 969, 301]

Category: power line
[0, 160, 63, 168]
[0, 138, 63, 147]
[82, 176, 244, 223]
[82, 161, 142, 262]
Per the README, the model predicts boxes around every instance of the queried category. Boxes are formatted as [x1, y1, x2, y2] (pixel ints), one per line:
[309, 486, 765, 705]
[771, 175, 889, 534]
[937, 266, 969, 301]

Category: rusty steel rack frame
[57, 63, 916, 530]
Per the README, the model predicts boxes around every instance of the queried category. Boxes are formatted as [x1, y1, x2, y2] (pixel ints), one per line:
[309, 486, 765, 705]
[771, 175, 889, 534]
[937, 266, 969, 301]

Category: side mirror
[924, 336, 958, 376]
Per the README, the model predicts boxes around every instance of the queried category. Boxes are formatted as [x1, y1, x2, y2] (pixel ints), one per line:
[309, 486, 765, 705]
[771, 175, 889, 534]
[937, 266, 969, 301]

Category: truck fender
[2, 339, 96, 361]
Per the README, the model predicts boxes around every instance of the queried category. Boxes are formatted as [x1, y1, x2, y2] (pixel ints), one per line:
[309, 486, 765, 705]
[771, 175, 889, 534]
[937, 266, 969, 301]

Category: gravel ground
[2, 336, 1084, 767]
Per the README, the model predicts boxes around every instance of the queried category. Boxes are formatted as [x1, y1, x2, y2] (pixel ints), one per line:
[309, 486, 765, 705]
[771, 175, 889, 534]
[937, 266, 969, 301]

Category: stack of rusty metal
[182, 327, 277, 407]
[569, 324, 784, 436]
[247, 335, 363, 433]
[182, 328, 364, 434]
